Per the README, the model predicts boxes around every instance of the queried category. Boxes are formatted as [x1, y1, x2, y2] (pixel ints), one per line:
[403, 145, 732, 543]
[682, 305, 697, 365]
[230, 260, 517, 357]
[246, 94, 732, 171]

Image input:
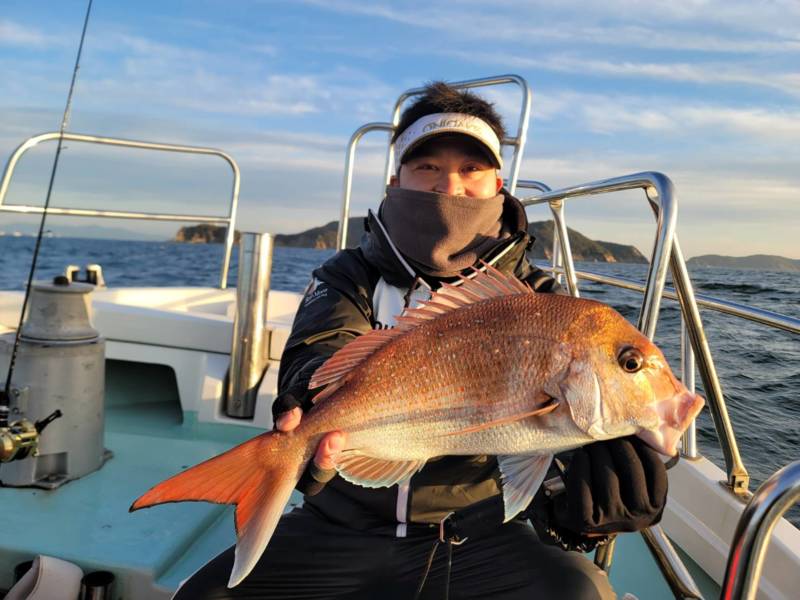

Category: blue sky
[1, 0, 799, 258]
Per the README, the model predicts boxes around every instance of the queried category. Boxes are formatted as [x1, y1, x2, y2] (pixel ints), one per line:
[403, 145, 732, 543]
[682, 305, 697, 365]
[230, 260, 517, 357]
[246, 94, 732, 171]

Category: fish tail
[129, 430, 305, 587]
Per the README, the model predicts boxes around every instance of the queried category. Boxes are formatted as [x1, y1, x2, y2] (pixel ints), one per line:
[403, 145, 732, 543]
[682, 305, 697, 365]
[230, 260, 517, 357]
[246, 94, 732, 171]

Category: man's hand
[275, 406, 346, 472]
[273, 389, 346, 495]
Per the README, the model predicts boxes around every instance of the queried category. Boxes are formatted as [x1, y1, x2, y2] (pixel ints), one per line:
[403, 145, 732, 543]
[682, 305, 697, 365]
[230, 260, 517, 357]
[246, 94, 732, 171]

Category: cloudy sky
[1, 0, 799, 259]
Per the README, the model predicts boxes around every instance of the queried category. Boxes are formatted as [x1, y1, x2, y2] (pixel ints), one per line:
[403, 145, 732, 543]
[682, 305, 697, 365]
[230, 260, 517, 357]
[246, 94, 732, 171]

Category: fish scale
[131, 264, 704, 588]
[301, 294, 575, 460]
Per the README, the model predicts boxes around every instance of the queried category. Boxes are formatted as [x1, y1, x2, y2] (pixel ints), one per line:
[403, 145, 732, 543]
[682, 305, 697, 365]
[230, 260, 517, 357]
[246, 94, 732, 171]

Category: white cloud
[288, 0, 800, 54]
[440, 50, 800, 99]
[0, 19, 48, 47]
[513, 89, 800, 144]
[63, 27, 398, 120]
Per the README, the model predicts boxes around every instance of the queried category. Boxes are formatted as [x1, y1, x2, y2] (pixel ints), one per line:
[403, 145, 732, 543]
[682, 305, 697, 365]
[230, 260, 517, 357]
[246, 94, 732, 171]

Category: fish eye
[618, 347, 644, 373]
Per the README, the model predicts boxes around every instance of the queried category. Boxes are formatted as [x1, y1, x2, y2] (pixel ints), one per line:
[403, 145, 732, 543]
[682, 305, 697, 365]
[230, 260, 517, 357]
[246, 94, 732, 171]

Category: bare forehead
[404, 135, 494, 164]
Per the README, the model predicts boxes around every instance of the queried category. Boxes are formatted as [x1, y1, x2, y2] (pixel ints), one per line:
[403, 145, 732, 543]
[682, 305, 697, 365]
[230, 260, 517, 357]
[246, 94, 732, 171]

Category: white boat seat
[89, 288, 301, 358]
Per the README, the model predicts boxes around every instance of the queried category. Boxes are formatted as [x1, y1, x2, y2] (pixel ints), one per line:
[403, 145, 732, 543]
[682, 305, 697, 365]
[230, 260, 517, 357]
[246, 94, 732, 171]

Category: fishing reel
[0, 390, 63, 463]
[0, 417, 38, 462]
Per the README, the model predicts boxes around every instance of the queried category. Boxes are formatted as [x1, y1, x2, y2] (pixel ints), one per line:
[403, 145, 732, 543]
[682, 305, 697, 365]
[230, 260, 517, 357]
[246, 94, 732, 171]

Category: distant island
[174, 219, 648, 264]
[175, 224, 241, 244]
[688, 254, 800, 272]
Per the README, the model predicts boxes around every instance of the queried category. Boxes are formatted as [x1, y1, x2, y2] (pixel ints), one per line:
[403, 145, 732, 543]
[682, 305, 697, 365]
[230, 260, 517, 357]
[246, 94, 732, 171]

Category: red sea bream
[131, 265, 704, 587]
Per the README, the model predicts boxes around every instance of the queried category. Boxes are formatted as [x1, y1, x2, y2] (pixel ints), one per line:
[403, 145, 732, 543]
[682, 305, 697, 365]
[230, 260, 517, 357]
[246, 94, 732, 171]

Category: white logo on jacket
[372, 278, 431, 330]
[371, 276, 432, 537]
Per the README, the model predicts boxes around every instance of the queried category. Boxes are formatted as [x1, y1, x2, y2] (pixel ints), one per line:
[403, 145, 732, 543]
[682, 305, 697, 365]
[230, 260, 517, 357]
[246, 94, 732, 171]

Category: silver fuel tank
[0, 278, 107, 488]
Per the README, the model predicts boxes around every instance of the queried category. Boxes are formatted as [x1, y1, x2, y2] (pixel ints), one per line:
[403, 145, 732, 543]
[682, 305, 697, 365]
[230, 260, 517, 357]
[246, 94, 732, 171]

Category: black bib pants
[173, 506, 615, 600]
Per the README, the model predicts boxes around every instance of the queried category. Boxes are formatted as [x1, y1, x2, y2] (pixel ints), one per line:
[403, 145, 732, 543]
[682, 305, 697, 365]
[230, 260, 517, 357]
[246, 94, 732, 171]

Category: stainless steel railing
[542, 268, 800, 335]
[337, 123, 394, 250]
[0, 132, 241, 288]
[518, 173, 750, 494]
[337, 74, 532, 251]
[517, 174, 708, 597]
[721, 460, 800, 600]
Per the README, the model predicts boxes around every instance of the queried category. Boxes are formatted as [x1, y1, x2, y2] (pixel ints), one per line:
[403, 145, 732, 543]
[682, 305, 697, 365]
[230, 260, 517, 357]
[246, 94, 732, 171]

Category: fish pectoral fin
[334, 451, 426, 488]
[497, 453, 553, 522]
[439, 397, 560, 438]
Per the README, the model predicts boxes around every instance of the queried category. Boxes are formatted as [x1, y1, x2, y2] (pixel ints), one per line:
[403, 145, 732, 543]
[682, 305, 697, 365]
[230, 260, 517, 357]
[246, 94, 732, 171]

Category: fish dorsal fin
[309, 328, 404, 397]
[427, 262, 532, 314]
[309, 263, 532, 402]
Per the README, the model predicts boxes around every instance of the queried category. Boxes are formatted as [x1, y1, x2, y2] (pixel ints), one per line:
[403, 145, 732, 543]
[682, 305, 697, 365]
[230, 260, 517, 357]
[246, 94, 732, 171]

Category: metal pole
[721, 460, 800, 600]
[549, 200, 579, 298]
[226, 233, 273, 419]
[641, 526, 704, 599]
[536, 267, 799, 335]
[680, 316, 698, 459]
[337, 123, 393, 251]
[521, 171, 678, 337]
[669, 238, 749, 493]
[521, 173, 749, 491]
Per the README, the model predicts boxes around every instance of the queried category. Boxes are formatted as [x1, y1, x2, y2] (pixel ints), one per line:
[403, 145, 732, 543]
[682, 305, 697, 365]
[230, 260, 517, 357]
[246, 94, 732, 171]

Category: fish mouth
[636, 391, 705, 456]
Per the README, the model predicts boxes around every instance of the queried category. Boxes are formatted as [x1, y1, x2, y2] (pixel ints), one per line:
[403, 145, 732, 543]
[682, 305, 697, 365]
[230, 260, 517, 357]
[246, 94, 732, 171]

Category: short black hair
[392, 81, 507, 144]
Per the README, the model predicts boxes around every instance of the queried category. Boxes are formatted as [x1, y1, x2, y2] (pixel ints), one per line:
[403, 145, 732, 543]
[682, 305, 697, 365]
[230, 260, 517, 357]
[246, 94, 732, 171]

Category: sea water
[0, 236, 797, 525]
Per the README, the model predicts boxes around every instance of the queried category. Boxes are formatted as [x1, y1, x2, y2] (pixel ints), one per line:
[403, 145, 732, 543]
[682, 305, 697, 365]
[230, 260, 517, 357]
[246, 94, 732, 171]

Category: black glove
[271, 388, 306, 425]
[557, 436, 668, 535]
[528, 436, 668, 551]
[272, 386, 337, 497]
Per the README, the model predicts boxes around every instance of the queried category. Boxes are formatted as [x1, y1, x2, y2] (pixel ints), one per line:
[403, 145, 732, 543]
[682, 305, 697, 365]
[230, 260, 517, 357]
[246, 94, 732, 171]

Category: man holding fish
[137, 82, 703, 599]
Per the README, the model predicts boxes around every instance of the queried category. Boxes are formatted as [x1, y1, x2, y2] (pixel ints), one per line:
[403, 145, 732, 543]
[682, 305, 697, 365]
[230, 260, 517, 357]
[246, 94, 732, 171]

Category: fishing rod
[0, 0, 94, 439]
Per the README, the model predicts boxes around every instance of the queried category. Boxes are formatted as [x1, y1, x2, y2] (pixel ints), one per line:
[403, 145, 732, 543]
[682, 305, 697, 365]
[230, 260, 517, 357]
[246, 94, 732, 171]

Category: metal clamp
[439, 512, 469, 545]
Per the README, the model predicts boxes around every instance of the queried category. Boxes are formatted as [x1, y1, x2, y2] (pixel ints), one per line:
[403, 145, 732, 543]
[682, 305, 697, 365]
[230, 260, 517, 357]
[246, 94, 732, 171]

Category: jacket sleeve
[277, 271, 374, 412]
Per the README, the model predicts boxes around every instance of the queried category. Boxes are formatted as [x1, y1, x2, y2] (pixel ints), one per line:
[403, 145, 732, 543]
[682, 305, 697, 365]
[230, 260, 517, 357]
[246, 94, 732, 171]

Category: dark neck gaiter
[379, 186, 511, 278]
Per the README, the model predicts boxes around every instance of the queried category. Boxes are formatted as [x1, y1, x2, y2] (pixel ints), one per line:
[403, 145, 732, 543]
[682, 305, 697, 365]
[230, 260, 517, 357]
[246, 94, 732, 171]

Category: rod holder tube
[226, 232, 273, 418]
[80, 570, 115, 600]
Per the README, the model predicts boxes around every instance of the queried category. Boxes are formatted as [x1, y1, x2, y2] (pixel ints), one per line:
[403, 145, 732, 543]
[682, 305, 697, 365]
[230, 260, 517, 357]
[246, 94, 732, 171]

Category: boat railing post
[518, 173, 711, 594]
[516, 180, 573, 290]
[548, 199, 579, 298]
[226, 232, 273, 419]
[680, 316, 698, 459]
[721, 460, 800, 600]
[667, 237, 749, 493]
[641, 525, 704, 599]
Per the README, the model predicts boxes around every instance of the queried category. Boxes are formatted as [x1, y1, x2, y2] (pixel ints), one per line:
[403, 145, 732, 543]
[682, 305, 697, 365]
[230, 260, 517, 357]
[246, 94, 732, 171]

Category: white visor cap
[394, 112, 503, 171]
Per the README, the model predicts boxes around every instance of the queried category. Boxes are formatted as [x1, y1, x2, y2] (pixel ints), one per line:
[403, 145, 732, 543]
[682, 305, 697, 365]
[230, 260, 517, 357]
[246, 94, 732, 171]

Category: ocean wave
[697, 282, 779, 294]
